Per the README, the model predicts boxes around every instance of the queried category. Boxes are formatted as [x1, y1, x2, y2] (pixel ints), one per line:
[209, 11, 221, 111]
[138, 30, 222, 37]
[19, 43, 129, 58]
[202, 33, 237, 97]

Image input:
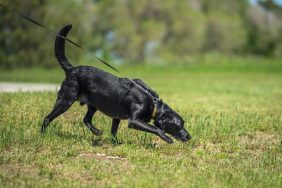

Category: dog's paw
[158, 130, 173, 144]
[41, 118, 49, 134]
[165, 136, 174, 144]
[40, 128, 46, 134]
[93, 129, 103, 136]
[40, 125, 47, 134]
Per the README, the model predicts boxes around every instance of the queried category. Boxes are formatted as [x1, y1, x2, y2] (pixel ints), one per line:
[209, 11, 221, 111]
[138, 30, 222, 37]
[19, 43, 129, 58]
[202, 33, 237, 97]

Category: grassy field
[0, 58, 282, 187]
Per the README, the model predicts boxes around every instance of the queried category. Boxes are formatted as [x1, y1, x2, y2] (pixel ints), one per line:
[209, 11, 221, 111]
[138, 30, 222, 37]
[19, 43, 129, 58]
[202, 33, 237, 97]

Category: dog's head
[154, 101, 191, 142]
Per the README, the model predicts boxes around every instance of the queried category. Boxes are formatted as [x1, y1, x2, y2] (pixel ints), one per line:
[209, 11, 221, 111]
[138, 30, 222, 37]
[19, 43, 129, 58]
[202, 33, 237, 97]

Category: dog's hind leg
[83, 105, 102, 135]
[111, 119, 120, 143]
[41, 80, 78, 133]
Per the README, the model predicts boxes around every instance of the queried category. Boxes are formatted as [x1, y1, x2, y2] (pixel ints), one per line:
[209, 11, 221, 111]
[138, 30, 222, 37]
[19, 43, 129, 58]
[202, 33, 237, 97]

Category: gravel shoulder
[0, 82, 59, 93]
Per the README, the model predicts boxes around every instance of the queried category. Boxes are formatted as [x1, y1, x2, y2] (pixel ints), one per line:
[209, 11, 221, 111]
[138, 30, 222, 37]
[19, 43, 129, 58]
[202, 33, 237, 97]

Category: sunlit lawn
[0, 58, 281, 187]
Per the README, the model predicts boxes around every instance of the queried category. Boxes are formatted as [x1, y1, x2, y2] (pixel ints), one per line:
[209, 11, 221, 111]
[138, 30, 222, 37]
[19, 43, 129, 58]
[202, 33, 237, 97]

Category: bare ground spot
[193, 142, 222, 154]
[239, 132, 280, 154]
[0, 82, 59, 93]
[0, 151, 131, 185]
[77, 152, 126, 161]
[53, 152, 133, 184]
[0, 162, 39, 177]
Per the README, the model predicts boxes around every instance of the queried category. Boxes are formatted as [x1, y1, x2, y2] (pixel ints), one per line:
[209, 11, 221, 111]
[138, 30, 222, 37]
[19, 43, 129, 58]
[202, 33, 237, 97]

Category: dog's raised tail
[55, 25, 73, 73]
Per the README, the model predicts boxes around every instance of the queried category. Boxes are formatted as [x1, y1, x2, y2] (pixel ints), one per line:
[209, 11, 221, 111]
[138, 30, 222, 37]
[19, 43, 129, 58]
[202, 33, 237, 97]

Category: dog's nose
[181, 134, 191, 142]
[186, 134, 192, 141]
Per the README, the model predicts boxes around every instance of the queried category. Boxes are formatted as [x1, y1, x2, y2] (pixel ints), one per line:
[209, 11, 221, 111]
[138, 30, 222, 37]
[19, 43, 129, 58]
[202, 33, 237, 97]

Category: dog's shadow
[91, 136, 106, 147]
[51, 131, 160, 149]
[91, 136, 126, 147]
[90, 138, 157, 149]
[50, 130, 119, 147]
[53, 131, 87, 141]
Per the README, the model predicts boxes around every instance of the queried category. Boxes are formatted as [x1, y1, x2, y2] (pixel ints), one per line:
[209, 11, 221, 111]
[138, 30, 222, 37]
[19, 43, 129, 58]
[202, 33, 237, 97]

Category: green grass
[0, 58, 282, 187]
[0, 55, 282, 83]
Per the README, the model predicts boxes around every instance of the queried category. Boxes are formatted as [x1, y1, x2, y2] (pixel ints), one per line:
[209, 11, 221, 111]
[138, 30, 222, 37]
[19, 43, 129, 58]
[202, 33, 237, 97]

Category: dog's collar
[151, 105, 157, 119]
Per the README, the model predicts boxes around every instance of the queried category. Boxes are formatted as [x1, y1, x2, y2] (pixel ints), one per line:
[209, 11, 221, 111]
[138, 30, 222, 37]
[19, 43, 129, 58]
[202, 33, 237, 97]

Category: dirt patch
[239, 132, 280, 153]
[77, 152, 126, 161]
[54, 152, 132, 184]
[0, 82, 59, 93]
[0, 162, 39, 177]
[193, 142, 222, 154]
[239, 132, 279, 146]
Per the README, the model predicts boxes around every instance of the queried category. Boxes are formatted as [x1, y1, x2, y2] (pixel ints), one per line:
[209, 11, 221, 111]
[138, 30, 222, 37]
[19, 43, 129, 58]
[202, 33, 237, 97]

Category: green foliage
[1, 0, 282, 69]
[0, 0, 93, 69]
[246, 4, 282, 56]
[0, 61, 281, 187]
[0, 0, 48, 69]
[204, 12, 247, 53]
[92, 0, 207, 63]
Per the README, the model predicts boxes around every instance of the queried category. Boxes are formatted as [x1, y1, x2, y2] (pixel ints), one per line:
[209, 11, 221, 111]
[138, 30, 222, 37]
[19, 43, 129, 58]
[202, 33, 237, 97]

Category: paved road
[0, 82, 59, 93]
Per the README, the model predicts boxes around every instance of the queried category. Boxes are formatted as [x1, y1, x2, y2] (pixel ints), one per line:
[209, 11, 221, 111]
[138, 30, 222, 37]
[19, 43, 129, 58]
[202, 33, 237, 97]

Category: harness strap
[151, 105, 157, 119]
[127, 78, 159, 120]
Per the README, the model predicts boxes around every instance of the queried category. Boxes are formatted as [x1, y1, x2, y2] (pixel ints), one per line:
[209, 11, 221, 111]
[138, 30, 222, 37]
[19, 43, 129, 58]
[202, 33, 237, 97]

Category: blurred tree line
[0, 0, 282, 69]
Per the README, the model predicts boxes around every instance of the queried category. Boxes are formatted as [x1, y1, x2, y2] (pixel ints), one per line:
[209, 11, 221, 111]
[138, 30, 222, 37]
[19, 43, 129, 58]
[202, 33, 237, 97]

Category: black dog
[41, 25, 191, 143]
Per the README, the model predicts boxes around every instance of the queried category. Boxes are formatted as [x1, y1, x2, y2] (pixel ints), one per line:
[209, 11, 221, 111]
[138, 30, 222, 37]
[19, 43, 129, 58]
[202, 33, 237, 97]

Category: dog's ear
[156, 112, 174, 130]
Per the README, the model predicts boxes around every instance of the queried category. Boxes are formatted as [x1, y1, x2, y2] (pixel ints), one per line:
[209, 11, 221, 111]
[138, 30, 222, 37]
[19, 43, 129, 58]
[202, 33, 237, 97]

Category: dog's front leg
[83, 105, 102, 135]
[128, 120, 173, 143]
